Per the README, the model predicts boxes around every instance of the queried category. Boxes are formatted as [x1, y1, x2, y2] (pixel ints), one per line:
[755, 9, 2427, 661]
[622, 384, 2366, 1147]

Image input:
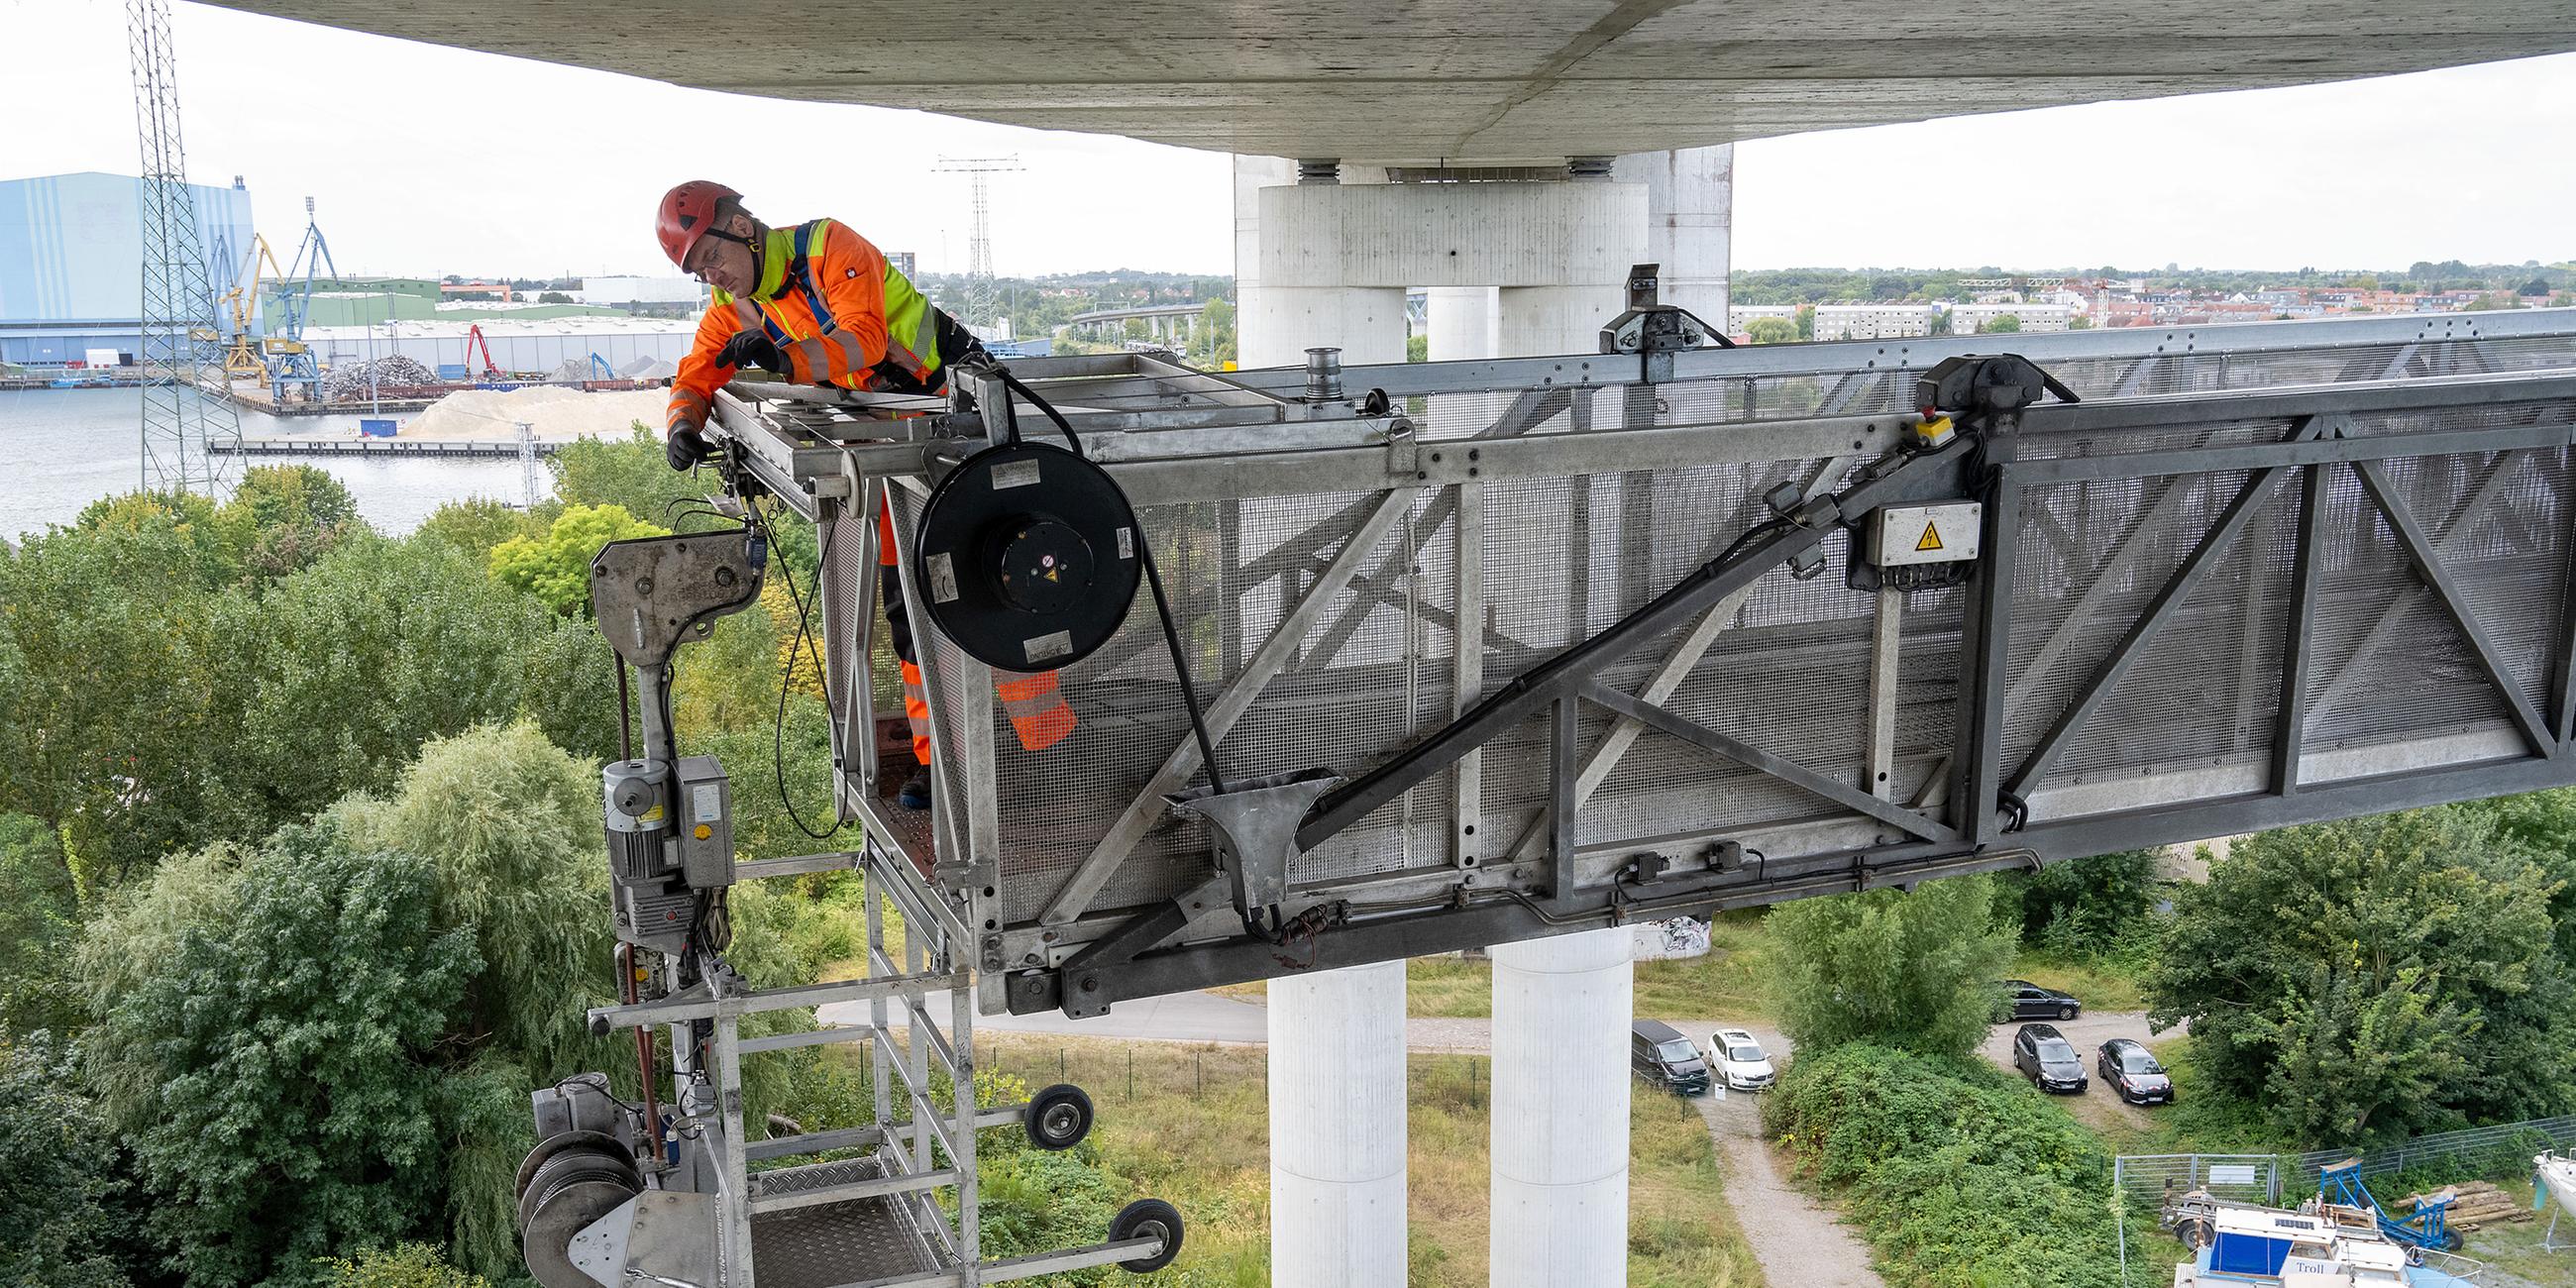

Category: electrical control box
[673, 755, 734, 889]
[1869, 502, 1983, 567]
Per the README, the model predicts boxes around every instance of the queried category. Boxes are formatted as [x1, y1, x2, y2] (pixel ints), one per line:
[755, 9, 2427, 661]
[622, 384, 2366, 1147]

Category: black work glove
[667, 425, 712, 472]
[716, 330, 786, 374]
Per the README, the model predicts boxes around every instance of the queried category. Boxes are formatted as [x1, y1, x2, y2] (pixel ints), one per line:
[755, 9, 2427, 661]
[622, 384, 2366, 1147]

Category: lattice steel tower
[127, 0, 241, 492]
[934, 156, 1020, 334]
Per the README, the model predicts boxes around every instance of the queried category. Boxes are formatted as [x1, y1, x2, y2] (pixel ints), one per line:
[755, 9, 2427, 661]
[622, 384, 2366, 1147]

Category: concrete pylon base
[1269, 959, 1408, 1287]
[1490, 926, 1634, 1288]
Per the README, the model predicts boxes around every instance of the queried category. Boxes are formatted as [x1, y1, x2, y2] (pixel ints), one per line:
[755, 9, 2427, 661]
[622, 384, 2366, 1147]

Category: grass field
[974, 1033, 1764, 1286]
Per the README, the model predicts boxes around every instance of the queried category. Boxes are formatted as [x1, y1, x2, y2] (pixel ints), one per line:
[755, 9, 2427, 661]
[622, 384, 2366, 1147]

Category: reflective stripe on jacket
[667, 218, 947, 435]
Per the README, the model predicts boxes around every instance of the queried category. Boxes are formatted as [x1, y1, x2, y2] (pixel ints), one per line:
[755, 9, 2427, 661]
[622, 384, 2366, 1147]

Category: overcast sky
[5, 0, 2569, 278]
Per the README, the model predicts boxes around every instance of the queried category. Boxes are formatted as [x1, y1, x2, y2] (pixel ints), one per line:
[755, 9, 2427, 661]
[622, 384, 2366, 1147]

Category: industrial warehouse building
[0, 170, 254, 367]
[300, 316, 698, 376]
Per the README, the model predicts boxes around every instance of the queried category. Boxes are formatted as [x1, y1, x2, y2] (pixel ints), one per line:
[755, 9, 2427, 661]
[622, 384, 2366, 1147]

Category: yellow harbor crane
[218, 234, 287, 382]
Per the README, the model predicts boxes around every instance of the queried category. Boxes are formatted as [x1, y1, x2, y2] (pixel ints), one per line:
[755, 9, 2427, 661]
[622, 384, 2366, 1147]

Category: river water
[1, 386, 531, 539]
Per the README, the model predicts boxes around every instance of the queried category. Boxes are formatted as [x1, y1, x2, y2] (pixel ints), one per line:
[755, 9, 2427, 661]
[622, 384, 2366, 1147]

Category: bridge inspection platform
[665, 306, 2576, 1284]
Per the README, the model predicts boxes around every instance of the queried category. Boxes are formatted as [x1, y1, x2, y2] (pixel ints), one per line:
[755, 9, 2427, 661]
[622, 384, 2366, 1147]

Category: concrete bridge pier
[1235, 145, 1729, 1288]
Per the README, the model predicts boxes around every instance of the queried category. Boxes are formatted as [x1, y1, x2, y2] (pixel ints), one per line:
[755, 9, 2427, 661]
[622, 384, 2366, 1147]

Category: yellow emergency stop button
[694, 824, 712, 840]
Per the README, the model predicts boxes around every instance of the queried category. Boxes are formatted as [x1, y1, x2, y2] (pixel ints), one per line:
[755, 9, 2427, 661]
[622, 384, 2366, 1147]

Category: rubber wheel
[2443, 1230, 2465, 1252]
[1025, 1083, 1096, 1151]
[2176, 1219, 2214, 1249]
[1111, 1198, 1185, 1272]
[2059, 1005, 2078, 1020]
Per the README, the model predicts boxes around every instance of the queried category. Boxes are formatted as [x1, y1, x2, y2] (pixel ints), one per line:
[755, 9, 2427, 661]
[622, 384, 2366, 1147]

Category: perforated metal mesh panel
[792, 323, 2576, 979]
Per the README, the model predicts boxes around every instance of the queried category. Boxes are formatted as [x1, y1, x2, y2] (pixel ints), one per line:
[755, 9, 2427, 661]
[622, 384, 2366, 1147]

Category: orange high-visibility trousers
[900, 660, 933, 765]
[996, 670, 1076, 752]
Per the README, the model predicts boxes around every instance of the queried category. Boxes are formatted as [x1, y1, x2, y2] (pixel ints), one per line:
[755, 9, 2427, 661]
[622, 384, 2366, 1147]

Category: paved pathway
[1693, 1071, 1888, 1287]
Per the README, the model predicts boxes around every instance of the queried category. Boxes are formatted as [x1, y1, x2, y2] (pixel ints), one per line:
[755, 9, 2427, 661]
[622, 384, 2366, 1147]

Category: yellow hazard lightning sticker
[1916, 521, 1944, 552]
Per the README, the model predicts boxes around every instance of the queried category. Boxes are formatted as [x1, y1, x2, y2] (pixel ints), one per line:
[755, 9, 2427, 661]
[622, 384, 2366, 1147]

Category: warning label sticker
[1874, 502, 1981, 568]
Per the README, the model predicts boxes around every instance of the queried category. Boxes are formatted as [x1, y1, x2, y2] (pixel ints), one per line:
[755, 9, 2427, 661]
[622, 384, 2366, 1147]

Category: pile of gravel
[321, 356, 437, 399]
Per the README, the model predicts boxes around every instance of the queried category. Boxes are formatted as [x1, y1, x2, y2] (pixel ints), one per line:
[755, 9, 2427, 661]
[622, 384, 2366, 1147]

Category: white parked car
[1708, 1028, 1774, 1091]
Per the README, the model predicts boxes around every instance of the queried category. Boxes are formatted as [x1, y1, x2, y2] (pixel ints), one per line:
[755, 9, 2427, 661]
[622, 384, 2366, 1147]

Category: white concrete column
[1490, 926, 1633, 1288]
[1497, 284, 1624, 359]
[1427, 285, 1498, 363]
[1269, 960, 1408, 1287]
[1242, 286, 1410, 369]
[1233, 155, 1298, 369]
[1618, 146, 1734, 325]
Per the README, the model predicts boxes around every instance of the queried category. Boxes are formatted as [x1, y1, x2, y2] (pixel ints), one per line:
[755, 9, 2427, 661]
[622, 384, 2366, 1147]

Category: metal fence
[2116, 1114, 2576, 1209]
[2288, 1116, 2576, 1187]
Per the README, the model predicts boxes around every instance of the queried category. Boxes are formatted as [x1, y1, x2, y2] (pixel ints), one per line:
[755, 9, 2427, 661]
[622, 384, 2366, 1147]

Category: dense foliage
[2146, 808, 2576, 1146]
[0, 1033, 145, 1288]
[1764, 1043, 2120, 1288]
[0, 432, 952, 1281]
[0, 483, 619, 882]
[487, 502, 667, 614]
[1767, 876, 2016, 1060]
[84, 824, 476, 1287]
[1994, 847, 2163, 964]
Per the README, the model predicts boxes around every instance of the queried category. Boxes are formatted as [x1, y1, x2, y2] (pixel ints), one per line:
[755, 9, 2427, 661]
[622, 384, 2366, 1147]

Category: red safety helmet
[656, 180, 742, 268]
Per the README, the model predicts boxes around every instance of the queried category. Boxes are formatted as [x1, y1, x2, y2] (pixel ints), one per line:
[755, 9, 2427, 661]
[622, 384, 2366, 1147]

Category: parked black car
[2096, 1037, 2175, 1106]
[1995, 979, 2083, 1021]
[1631, 1020, 1712, 1096]
[2012, 1023, 2089, 1094]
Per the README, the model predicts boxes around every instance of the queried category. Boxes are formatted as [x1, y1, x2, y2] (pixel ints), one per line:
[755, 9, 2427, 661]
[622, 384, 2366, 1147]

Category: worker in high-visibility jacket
[656, 180, 1074, 810]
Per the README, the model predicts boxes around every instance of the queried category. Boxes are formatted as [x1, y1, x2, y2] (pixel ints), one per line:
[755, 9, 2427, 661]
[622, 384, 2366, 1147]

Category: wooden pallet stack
[2404, 1180, 2534, 1232]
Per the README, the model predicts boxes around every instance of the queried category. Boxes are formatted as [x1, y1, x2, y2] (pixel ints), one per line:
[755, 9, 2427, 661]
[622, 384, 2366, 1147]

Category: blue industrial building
[0, 171, 256, 367]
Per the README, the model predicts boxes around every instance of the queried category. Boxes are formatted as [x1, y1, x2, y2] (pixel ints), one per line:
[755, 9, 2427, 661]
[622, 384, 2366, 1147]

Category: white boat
[2171, 1201, 2490, 1287]
[2535, 1151, 2576, 1225]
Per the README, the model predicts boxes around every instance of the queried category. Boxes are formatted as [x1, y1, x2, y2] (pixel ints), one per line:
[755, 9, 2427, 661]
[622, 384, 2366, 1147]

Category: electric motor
[601, 759, 672, 882]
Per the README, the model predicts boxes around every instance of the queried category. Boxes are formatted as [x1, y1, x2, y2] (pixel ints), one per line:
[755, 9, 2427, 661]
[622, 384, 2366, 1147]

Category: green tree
[1407, 332, 1430, 363]
[1794, 303, 1815, 340]
[216, 464, 368, 581]
[550, 425, 700, 527]
[2069, 313, 2093, 329]
[0, 813, 85, 1037]
[2146, 808, 2574, 1145]
[1979, 313, 2023, 334]
[1996, 848, 2161, 961]
[1768, 876, 2015, 1060]
[80, 823, 477, 1288]
[316, 1243, 490, 1288]
[413, 497, 546, 565]
[74, 487, 240, 587]
[0, 513, 227, 882]
[0, 1032, 142, 1288]
[1745, 316, 1796, 345]
[205, 536, 621, 829]
[489, 503, 669, 615]
[326, 722, 611, 1081]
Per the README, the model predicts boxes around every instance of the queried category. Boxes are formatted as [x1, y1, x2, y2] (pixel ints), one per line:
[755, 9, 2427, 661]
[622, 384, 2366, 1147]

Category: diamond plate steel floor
[748, 1157, 949, 1288]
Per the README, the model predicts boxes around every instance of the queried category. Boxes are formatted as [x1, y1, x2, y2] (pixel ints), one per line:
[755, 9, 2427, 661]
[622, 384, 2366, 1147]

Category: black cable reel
[913, 439, 1143, 673]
